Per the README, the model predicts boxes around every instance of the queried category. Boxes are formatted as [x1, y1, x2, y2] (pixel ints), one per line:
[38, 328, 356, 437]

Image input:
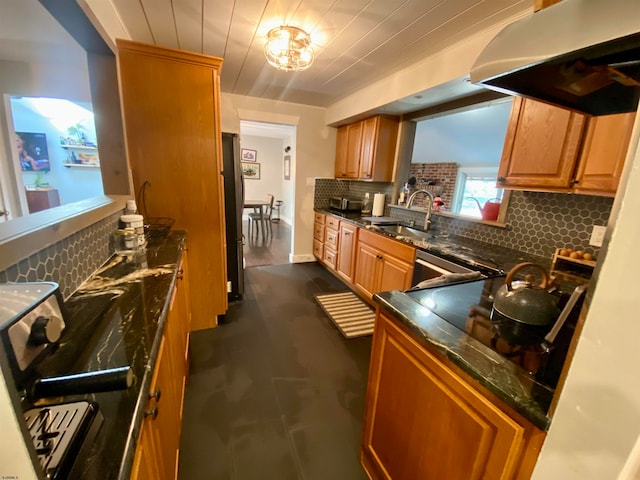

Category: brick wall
[407, 162, 457, 209]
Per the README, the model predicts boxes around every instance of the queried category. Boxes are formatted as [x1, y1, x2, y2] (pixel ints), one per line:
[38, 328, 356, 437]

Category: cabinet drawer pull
[148, 388, 161, 401]
[144, 405, 158, 420]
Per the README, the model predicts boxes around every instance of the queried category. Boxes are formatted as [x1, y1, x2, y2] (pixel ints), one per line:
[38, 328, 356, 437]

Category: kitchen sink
[378, 224, 436, 241]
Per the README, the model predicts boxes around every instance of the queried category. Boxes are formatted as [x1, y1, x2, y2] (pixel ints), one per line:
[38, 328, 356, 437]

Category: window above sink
[403, 96, 513, 224]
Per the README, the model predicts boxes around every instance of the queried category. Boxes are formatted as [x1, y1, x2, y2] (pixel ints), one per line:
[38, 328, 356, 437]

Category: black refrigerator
[221, 132, 244, 302]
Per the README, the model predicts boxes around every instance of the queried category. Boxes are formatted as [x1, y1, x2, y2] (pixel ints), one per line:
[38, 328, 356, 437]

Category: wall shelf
[63, 163, 100, 168]
[60, 144, 98, 150]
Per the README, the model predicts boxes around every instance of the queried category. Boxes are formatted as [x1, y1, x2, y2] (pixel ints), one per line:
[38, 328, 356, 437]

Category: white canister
[120, 214, 145, 247]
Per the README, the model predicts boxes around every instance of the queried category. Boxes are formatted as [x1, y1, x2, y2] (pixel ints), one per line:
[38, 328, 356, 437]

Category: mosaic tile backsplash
[0, 212, 121, 299]
[314, 178, 394, 216]
[316, 178, 614, 259]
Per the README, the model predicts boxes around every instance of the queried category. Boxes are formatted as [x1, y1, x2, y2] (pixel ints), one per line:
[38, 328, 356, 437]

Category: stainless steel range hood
[470, 0, 640, 116]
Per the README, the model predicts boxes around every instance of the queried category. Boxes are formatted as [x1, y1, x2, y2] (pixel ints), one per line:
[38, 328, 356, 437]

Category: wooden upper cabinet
[573, 112, 636, 196]
[358, 117, 377, 180]
[335, 116, 399, 181]
[498, 97, 586, 190]
[345, 122, 363, 178]
[359, 116, 399, 181]
[334, 126, 349, 178]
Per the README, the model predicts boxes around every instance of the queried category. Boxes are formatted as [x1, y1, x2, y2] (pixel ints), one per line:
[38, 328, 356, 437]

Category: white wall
[221, 93, 335, 262]
[240, 134, 283, 206]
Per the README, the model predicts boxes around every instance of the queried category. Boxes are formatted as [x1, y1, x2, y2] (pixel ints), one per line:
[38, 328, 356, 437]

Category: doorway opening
[240, 120, 295, 267]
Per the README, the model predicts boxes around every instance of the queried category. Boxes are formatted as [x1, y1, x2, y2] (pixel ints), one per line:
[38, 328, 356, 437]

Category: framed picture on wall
[241, 148, 257, 162]
[242, 162, 260, 179]
[284, 155, 291, 180]
[16, 132, 50, 171]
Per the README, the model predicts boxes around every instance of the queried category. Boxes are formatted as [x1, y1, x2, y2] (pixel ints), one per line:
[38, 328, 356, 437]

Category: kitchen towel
[372, 193, 385, 217]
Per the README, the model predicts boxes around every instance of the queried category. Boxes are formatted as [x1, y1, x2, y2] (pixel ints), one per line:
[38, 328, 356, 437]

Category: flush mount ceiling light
[265, 26, 314, 72]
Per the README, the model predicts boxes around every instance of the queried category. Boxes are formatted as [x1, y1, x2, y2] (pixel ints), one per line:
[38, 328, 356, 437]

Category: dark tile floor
[178, 262, 372, 480]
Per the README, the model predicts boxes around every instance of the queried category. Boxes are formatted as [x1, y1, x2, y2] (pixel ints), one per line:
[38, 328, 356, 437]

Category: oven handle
[415, 258, 456, 276]
[29, 366, 133, 399]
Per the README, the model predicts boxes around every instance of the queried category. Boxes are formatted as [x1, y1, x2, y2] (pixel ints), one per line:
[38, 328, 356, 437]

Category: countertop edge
[115, 238, 186, 480]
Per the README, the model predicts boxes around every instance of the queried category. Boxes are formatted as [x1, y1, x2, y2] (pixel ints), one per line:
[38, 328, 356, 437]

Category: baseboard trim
[291, 253, 315, 263]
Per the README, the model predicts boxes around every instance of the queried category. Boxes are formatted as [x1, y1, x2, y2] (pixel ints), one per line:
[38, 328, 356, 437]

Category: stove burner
[24, 401, 103, 479]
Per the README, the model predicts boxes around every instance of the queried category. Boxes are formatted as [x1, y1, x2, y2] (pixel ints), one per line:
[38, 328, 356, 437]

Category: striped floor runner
[314, 292, 375, 339]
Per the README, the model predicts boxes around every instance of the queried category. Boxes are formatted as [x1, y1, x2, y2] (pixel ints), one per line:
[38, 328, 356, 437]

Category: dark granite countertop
[30, 230, 187, 479]
[374, 286, 553, 431]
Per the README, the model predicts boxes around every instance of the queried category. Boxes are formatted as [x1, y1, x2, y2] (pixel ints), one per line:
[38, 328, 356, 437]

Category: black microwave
[329, 197, 363, 211]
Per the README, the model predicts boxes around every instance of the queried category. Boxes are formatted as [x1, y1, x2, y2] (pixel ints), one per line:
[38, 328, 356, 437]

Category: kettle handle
[505, 262, 551, 291]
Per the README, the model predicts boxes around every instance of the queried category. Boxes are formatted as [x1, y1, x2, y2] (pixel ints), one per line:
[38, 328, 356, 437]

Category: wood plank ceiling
[109, 0, 531, 108]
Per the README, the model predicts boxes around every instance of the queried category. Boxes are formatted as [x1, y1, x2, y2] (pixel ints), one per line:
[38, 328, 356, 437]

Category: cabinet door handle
[144, 405, 158, 420]
[148, 388, 161, 402]
[497, 176, 506, 184]
[570, 179, 579, 186]
[177, 269, 184, 280]
[344, 232, 351, 236]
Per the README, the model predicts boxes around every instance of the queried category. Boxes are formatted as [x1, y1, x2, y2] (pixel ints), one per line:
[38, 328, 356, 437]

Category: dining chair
[248, 194, 275, 239]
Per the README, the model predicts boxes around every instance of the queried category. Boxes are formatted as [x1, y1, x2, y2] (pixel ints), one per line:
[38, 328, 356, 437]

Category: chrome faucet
[406, 189, 435, 230]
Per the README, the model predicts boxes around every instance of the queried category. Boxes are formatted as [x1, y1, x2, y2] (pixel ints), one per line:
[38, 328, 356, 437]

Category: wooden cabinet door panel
[154, 335, 180, 480]
[574, 112, 636, 195]
[335, 126, 349, 178]
[324, 227, 339, 250]
[359, 117, 378, 180]
[337, 223, 358, 282]
[313, 222, 325, 242]
[117, 40, 227, 327]
[363, 314, 526, 480]
[346, 122, 363, 178]
[378, 256, 413, 293]
[499, 97, 585, 189]
[130, 411, 163, 480]
[313, 239, 323, 259]
[354, 244, 379, 298]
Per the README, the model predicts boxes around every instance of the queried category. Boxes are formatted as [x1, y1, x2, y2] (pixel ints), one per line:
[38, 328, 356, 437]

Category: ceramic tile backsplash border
[0, 212, 121, 299]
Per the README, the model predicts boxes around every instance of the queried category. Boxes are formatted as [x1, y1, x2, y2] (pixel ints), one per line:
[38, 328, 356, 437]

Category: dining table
[243, 199, 270, 239]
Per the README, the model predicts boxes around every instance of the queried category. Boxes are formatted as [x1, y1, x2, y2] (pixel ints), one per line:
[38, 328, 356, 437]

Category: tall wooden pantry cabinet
[116, 39, 228, 329]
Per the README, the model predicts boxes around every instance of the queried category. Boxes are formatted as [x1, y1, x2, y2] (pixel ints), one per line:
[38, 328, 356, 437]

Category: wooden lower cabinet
[336, 222, 358, 282]
[361, 312, 546, 480]
[131, 258, 191, 480]
[313, 213, 326, 261]
[353, 229, 414, 300]
[131, 335, 178, 480]
[323, 220, 340, 270]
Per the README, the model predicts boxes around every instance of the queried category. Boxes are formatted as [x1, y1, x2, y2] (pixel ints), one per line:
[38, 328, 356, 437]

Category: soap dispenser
[361, 192, 371, 215]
